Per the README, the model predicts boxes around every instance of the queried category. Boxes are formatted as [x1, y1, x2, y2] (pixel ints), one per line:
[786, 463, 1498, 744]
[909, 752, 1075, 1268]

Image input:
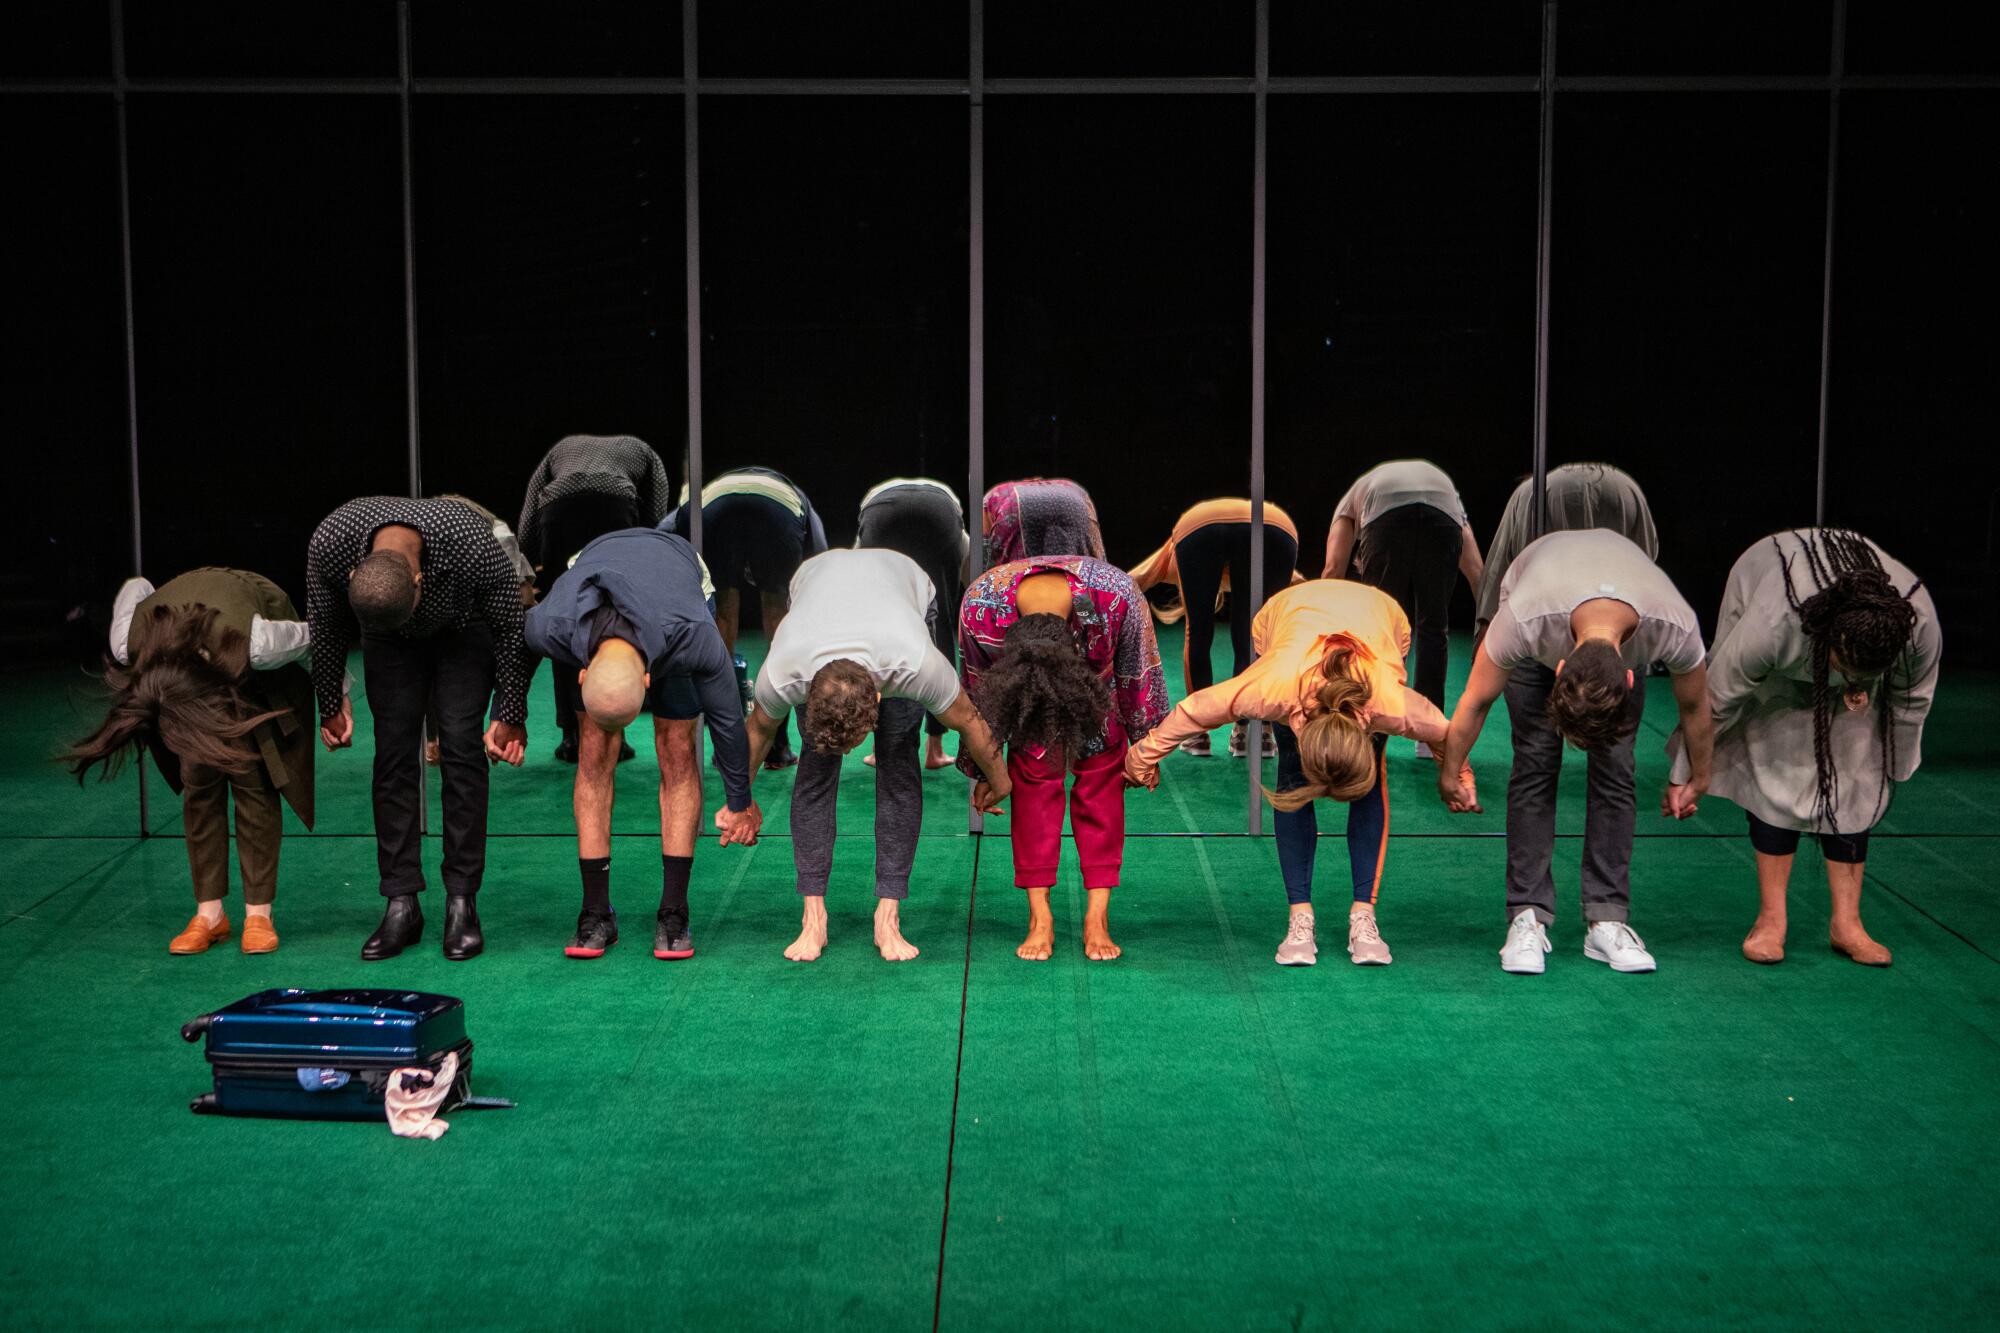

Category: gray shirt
[1475, 463, 1659, 629]
[1332, 459, 1467, 529]
[1484, 530, 1705, 675]
[753, 549, 963, 721]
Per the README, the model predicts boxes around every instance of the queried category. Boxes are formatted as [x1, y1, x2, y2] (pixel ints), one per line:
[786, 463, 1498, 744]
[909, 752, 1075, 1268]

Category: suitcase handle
[180, 1014, 213, 1043]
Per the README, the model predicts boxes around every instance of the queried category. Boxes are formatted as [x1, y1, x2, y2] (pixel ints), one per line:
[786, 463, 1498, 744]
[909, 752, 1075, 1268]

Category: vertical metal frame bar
[966, 0, 986, 834]
[683, 0, 704, 550]
[1814, 0, 1848, 527]
[397, 1, 429, 830]
[1529, 2, 1557, 537]
[1246, 0, 1269, 834]
[111, 0, 148, 835]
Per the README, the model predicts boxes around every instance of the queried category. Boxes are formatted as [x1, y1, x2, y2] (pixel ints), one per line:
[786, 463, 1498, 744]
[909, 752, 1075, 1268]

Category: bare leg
[874, 897, 919, 962]
[758, 590, 789, 643]
[714, 588, 742, 653]
[1018, 887, 1055, 961]
[1083, 886, 1119, 961]
[787, 897, 829, 962]
[924, 734, 955, 769]
[1827, 859, 1891, 965]
[1743, 850, 1791, 963]
[575, 711, 618, 862]
[655, 717, 700, 858]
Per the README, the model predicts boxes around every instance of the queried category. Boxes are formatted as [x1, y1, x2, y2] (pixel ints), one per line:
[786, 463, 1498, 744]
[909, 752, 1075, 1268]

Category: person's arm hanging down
[1437, 639, 1510, 814]
[1322, 514, 1358, 580]
[1457, 522, 1485, 596]
[685, 622, 763, 847]
[1661, 664, 1714, 820]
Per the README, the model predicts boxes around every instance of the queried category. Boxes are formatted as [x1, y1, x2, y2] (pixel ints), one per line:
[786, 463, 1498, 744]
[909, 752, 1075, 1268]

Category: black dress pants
[363, 621, 496, 898]
[1352, 502, 1461, 709]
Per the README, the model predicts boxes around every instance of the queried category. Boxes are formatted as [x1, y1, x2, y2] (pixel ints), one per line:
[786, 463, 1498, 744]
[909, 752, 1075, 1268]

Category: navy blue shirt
[524, 528, 751, 811]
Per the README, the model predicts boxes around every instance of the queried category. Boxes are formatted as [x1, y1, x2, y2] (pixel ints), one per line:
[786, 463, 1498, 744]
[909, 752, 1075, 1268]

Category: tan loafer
[241, 916, 280, 954]
[169, 912, 231, 955]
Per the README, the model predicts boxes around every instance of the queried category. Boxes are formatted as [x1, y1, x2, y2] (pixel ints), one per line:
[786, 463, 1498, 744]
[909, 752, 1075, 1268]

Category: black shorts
[675, 492, 807, 594]
[644, 671, 703, 721]
[1746, 811, 1870, 864]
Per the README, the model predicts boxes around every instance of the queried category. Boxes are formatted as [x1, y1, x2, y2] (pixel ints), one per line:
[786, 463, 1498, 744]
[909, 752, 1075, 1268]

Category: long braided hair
[1772, 529, 1920, 833]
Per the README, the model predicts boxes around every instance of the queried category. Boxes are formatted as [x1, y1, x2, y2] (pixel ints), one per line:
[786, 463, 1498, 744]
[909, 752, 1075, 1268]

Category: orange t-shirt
[1130, 579, 1448, 767]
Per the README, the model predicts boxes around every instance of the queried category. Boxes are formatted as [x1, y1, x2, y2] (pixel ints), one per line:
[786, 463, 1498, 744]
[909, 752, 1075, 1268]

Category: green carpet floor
[3, 629, 1996, 1329]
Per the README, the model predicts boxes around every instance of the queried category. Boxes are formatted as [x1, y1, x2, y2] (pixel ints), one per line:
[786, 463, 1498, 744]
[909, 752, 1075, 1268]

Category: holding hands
[716, 801, 765, 847]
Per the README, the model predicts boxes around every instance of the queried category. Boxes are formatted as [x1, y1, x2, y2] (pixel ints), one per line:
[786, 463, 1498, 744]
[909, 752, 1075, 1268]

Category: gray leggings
[791, 695, 925, 899]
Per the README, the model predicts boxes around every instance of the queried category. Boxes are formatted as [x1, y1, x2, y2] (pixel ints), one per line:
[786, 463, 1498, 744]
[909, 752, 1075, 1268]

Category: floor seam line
[932, 831, 980, 1332]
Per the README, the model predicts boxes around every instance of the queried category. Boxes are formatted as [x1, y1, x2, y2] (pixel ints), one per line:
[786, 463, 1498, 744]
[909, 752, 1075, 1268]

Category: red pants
[1008, 733, 1128, 890]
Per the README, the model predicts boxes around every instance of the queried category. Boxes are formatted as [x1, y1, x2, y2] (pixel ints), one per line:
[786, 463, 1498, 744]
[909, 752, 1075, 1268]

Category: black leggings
[1172, 521, 1300, 694]
[1352, 502, 1461, 709]
[858, 485, 966, 739]
[1747, 812, 1870, 864]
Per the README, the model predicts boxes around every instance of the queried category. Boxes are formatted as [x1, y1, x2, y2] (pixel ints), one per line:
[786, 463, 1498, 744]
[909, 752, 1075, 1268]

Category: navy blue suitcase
[182, 988, 473, 1119]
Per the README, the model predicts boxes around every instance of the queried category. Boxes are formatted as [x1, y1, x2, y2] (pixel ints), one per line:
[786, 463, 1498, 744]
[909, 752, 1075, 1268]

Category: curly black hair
[976, 613, 1110, 756]
[1773, 528, 1920, 833]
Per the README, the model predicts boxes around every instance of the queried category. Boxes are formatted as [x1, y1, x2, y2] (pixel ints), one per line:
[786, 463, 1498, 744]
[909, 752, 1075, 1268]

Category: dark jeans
[363, 622, 496, 899]
[1172, 521, 1301, 693]
[1353, 502, 1461, 709]
[791, 696, 925, 899]
[1503, 659, 1645, 925]
[1271, 723, 1389, 906]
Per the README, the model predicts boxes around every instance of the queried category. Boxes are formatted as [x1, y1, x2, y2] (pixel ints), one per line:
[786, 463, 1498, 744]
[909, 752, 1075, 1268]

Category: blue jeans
[1271, 723, 1388, 907]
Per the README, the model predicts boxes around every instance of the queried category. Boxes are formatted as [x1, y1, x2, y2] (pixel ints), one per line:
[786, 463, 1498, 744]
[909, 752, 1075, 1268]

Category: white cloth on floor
[386, 1050, 458, 1140]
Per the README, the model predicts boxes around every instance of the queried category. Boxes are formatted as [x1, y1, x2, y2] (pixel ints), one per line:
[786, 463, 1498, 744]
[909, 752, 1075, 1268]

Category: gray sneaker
[654, 910, 695, 960]
[1275, 911, 1317, 966]
[1180, 731, 1213, 757]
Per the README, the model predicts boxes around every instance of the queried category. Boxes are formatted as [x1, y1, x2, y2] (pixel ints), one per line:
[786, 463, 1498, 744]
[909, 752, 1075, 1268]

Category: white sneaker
[1275, 911, 1317, 966]
[1500, 908, 1550, 974]
[1348, 910, 1392, 965]
[1583, 920, 1657, 973]
[1414, 740, 1435, 760]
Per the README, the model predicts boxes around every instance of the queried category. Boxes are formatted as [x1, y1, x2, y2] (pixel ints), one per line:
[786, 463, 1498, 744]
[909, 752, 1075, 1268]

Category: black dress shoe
[764, 741, 799, 771]
[554, 735, 579, 764]
[361, 896, 423, 961]
[442, 894, 484, 961]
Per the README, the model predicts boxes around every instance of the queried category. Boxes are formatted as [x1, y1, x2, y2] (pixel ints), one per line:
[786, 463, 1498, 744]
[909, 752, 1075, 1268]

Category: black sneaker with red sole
[654, 909, 694, 960]
[564, 910, 618, 959]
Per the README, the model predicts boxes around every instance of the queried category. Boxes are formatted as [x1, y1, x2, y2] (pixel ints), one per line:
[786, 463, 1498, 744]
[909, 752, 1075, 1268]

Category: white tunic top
[1332, 459, 1467, 528]
[1484, 530, 1705, 674]
[1669, 530, 1940, 833]
[753, 549, 963, 721]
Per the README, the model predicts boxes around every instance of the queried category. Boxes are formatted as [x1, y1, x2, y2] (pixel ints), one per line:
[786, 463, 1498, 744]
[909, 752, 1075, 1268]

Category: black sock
[660, 854, 693, 920]
[580, 856, 612, 916]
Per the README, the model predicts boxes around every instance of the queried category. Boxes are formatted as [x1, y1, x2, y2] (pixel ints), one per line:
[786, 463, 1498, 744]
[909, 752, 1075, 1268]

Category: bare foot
[424, 739, 440, 767]
[1083, 918, 1120, 961]
[1018, 917, 1054, 961]
[874, 899, 920, 962]
[924, 740, 957, 770]
[1742, 915, 1786, 964]
[1830, 920, 1892, 967]
[786, 898, 828, 962]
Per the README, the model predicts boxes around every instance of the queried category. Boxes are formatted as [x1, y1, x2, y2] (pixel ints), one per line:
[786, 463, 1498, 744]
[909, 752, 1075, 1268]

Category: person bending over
[665, 466, 829, 771]
[1128, 497, 1301, 757]
[306, 496, 535, 962]
[1670, 528, 1937, 967]
[425, 493, 537, 767]
[69, 569, 323, 956]
[857, 477, 971, 771]
[982, 477, 1105, 566]
[1126, 580, 1473, 968]
[1437, 529, 1713, 975]
[739, 549, 1011, 963]
[1474, 461, 1658, 635]
[518, 434, 672, 762]
[1321, 459, 1485, 735]
[525, 527, 764, 961]
[960, 556, 1169, 961]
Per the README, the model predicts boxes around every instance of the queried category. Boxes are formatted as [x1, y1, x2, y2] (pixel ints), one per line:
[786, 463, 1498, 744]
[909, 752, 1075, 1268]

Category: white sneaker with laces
[1275, 911, 1317, 966]
[1500, 907, 1551, 974]
[1348, 910, 1392, 965]
[1583, 920, 1657, 972]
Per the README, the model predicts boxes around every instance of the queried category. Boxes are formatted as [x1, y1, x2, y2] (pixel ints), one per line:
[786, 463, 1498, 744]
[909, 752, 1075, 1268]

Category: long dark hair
[1773, 529, 1920, 833]
[978, 613, 1110, 756]
[64, 604, 287, 783]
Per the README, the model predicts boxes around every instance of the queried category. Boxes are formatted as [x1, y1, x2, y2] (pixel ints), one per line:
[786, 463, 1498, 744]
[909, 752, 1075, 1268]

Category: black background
[3, 3, 1994, 664]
